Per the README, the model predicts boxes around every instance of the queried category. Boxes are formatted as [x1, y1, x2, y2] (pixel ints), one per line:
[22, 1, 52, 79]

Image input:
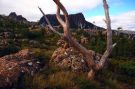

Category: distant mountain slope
[39, 13, 103, 29]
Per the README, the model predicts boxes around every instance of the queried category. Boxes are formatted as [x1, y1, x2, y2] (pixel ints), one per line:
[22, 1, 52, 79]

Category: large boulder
[51, 39, 89, 72]
[51, 47, 89, 72]
[51, 39, 102, 72]
[0, 49, 43, 87]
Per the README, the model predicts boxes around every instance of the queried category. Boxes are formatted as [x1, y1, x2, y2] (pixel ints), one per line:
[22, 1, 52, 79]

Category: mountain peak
[9, 12, 17, 17]
[8, 12, 27, 23]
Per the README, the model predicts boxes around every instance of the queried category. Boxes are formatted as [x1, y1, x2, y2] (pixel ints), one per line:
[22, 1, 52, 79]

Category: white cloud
[0, 0, 102, 21]
[87, 10, 135, 31]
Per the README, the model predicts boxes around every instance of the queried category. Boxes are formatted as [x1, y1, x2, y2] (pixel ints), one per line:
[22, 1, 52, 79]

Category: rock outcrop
[51, 39, 101, 72]
[39, 13, 101, 29]
[0, 49, 43, 87]
[9, 12, 27, 23]
[51, 46, 89, 72]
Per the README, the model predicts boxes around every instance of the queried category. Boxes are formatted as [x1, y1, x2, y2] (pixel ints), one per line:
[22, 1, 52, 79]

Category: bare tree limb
[112, 43, 117, 48]
[53, 0, 96, 67]
[53, 0, 71, 36]
[53, 0, 69, 24]
[56, 6, 65, 26]
[38, 7, 63, 37]
[95, 0, 115, 70]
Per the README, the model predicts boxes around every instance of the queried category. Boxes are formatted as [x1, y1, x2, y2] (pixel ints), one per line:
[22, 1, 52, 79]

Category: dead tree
[39, 0, 116, 79]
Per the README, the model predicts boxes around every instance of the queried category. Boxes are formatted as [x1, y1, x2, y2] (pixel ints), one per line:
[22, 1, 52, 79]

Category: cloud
[87, 10, 135, 31]
[0, 0, 102, 21]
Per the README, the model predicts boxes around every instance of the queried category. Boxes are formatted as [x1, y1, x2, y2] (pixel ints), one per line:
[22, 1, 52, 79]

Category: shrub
[26, 31, 42, 40]
[119, 61, 135, 76]
[110, 59, 135, 77]
[0, 44, 20, 57]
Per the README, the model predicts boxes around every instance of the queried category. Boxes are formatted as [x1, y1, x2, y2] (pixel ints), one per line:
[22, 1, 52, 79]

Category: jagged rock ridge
[8, 12, 27, 23]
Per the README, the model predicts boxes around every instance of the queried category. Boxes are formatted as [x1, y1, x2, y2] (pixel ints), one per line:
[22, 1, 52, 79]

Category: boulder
[51, 39, 101, 72]
[0, 49, 43, 87]
[51, 46, 89, 72]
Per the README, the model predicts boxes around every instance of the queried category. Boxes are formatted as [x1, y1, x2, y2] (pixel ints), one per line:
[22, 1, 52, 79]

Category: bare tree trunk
[95, 0, 115, 70]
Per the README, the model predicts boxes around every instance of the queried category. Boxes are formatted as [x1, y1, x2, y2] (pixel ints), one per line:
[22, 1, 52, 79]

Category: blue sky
[87, 0, 135, 30]
[85, 0, 135, 17]
[0, 0, 135, 30]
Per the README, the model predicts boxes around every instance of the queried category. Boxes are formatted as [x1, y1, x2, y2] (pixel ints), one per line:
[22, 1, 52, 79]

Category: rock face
[39, 13, 99, 29]
[9, 12, 27, 23]
[0, 49, 43, 87]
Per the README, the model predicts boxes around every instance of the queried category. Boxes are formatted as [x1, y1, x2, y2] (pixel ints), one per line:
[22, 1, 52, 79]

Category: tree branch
[38, 7, 63, 37]
[53, 0, 70, 36]
[95, 0, 114, 70]
[53, 0, 96, 68]
[53, 0, 69, 25]
[56, 6, 65, 26]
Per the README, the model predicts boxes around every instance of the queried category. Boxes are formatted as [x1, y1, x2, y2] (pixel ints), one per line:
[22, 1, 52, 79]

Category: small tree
[39, 0, 116, 79]
[117, 27, 123, 31]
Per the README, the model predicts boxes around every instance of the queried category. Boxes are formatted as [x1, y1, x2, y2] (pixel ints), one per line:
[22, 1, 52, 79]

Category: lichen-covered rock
[0, 49, 43, 87]
[51, 46, 89, 72]
[51, 39, 101, 72]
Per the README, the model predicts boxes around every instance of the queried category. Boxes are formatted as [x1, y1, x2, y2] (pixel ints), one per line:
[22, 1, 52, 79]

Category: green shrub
[0, 44, 20, 56]
[119, 61, 135, 76]
[26, 31, 42, 39]
[110, 59, 135, 76]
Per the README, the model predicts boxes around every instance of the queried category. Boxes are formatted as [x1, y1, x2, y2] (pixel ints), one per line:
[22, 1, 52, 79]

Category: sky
[0, 0, 135, 31]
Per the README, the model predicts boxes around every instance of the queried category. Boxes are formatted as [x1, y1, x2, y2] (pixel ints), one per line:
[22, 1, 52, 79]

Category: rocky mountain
[8, 12, 27, 23]
[39, 13, 102, 29]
